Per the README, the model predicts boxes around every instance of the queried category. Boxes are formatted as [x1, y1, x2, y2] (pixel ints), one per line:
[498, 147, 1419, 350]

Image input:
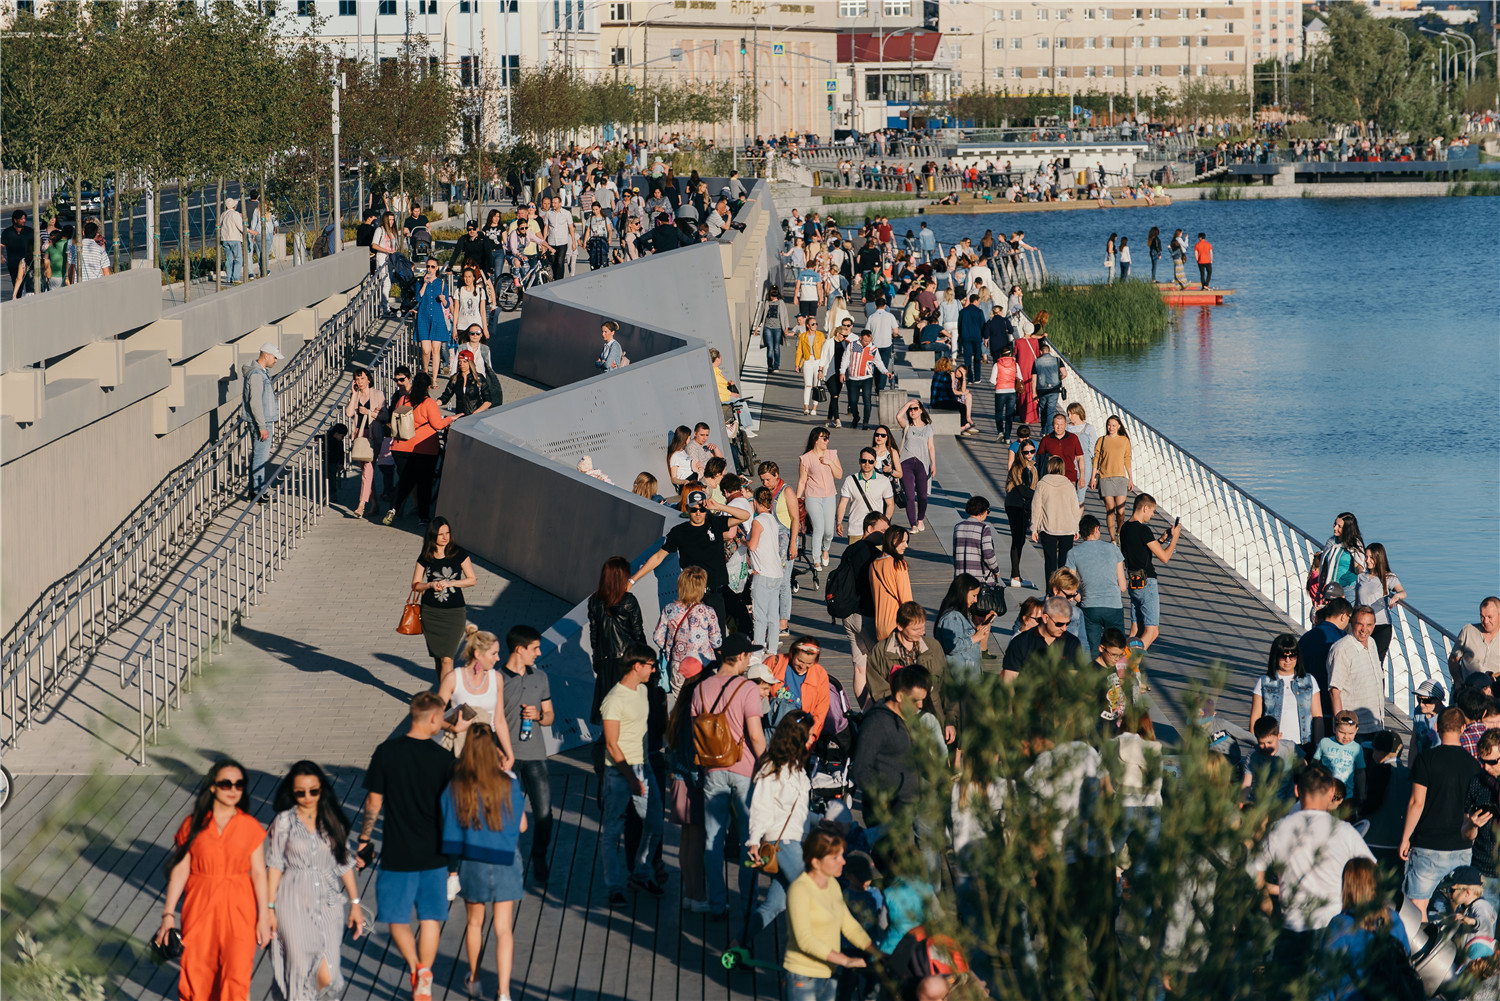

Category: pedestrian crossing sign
[826, 79, 838, 92]
[772, 43, 785, 57]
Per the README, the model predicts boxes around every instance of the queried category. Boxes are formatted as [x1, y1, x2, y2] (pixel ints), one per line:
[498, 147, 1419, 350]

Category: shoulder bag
[657, 604, 694, 685]
[756, 781, 799, 876]
[397, 589, 424, 634]
[349, 409, 375, 464]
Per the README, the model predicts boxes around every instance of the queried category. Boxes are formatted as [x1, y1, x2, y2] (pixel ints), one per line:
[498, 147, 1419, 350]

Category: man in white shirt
[1251, 761, 1374, 965]
[541, 196, 575, 281]
[1450, 597, 1500, 682]
[863, 296, 899, 391]
[836, 447, 895, 542]
[1328, 607, 1385, 736]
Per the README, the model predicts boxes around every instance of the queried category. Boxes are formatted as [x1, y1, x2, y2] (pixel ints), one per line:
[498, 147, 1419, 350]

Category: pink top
[799, 449, 840, 499]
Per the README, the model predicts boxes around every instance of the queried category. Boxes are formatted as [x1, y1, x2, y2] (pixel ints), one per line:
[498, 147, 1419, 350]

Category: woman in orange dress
[156, 759, 271, 1001]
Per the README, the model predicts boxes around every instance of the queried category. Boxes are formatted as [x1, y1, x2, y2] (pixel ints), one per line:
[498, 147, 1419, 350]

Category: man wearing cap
[690, 634, 769, 917]
[445, 218, 487, 273]
[222, 198, 246, 283]
[1413, 679, 1446, 755]
[242, 342, 282, 497]
[629, 488, 749, 634]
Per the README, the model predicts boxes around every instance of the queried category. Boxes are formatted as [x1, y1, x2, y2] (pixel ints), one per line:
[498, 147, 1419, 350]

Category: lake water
[890, 196, 1500, 629]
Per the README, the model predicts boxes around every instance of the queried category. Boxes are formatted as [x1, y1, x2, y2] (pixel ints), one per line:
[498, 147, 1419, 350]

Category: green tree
[1310, 6, 1442, 136]
[0, 1, 66, 287]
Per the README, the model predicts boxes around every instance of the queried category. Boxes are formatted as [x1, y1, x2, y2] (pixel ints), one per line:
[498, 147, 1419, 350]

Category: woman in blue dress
[414, 257, 451, 383]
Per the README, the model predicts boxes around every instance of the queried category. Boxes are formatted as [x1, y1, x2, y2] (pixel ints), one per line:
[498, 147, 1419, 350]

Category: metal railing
[1, 170, 61, 208]
[117, 316, 416, 763]
[1060, 364, 1456, 719]
[0, 275, 383, 752]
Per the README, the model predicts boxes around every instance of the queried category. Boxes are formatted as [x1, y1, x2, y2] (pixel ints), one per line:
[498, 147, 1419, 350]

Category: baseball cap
[1451, 865, 1484, 888]
[746, 659, 778, 685]
[1417, 679, 1446, 702]
[718, 634, 763, 659]
[685, 489, 708, 511]
[259, 341, 283, 360]
[1334, 710, 1358, 727]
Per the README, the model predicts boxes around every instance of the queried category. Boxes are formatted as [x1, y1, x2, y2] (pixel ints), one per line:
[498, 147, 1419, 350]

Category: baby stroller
[788, 502, 823, 596]
[386, 253, 419, 314]
[407, 226, 433, 267]
[809, 675, 861, 814]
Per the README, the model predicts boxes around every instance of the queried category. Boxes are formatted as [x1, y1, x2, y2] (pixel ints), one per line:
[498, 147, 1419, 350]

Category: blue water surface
[885, 196, 1500, 628]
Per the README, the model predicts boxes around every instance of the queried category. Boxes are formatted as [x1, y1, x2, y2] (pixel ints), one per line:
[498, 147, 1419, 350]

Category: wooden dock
[0, 285, 1376, 1000]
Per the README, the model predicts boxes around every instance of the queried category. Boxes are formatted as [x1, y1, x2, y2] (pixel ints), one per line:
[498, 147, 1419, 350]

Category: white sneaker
[1008, 577, 1023, 588]
[745, 430, 758, 438]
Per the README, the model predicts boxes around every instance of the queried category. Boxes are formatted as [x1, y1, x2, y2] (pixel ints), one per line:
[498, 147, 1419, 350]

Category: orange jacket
[869, 556, 913, 641]
[765, 654, 830, 744]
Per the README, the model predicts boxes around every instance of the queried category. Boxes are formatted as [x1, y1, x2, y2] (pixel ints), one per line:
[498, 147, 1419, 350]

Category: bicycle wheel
[498, 279, 521, 312]
[0, 764, 12, 812]
[535, 265, 553, 286]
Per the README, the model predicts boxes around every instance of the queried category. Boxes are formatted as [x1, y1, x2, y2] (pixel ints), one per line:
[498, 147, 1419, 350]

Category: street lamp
[1123, 21, 1147, 120]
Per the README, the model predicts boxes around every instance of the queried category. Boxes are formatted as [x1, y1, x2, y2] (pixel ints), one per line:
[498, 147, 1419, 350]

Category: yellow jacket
[794, 329, 827, 370]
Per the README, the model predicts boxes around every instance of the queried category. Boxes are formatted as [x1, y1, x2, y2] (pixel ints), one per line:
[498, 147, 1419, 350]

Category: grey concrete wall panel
[511, 242, 733, 388]
[0, 269, 162, 373]
[2, 349, 171, 463]
[159, 251, 368, 363]
[452, 344, 728, 495]
[437, 430, 674, 605]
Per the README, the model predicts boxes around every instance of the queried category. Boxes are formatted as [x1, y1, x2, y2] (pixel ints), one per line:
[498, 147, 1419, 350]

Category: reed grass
[1205, 183, 1243, 201]
[1447, 180, 1500, 197]
[1024, 279, 1171, 356]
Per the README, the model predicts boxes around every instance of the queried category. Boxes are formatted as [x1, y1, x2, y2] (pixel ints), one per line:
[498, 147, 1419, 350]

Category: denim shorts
[459, 855, 523, 904]
[787, 973, 838, 1001]
[1405, 846, 1472, 902]
[375, 865, 449, 924]
[1128, 576, 1160, 629]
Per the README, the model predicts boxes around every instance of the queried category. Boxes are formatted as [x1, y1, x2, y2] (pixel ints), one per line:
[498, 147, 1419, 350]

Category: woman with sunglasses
[868, 425, 898, 478]
[1249, 634, 1323, 753]
[266, 761, 364, 1000]
[414, 257, 452, 382]
[1004, 441, 1039, 587]
[156, 759, 271, 1001]
[797, 427, 843, 569]
[895, 399, 936, 534]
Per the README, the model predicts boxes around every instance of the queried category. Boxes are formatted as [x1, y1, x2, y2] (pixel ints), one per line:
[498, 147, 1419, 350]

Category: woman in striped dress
[266, 761, 364, 1000]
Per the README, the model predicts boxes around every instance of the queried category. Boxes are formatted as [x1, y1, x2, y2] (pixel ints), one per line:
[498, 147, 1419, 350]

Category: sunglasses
[214, 778, 246, 791]
[294, 787, 322, 799]
[1022, 448, 1036, 455]
[1278, 651, 1299, 660]
[859, 458, 875, 465]
[1484, 759, 1500, 767]
[1046, 617, 1070, 629]
[874, 433, 888, 439]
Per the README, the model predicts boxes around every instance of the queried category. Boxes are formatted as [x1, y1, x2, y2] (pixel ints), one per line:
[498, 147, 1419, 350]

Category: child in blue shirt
[1314, 710, 1367, 810]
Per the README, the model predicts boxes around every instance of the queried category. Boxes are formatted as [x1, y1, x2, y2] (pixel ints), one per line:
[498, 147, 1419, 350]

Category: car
[54, 181, 114, 217]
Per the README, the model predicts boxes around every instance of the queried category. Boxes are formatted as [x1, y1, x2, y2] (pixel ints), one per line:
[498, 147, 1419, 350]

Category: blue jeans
[746, 838, 804, 941]
[875, 347, 893, 390]
[224, 240, 243, 283]
[751, 573, 781, 654]
[959, 338, 983, 383]
[847, 378, 873, 427]
[788, 972, 837, 1001]
[805, 495, 836, 561]
[703, 769, 754, 911]
[1405, 846, 1471, 902]
[602, 764, 661, 891]
[1037, 390, 1062, 434]
[994, 392, 1016, 438]
[763, 325, 782, 370]
[250, 423, 274, 494]
[1082, 606, 1126, 652]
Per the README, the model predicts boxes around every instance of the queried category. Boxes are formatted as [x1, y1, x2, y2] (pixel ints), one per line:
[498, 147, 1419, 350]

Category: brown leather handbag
[396, 590, 423, 635]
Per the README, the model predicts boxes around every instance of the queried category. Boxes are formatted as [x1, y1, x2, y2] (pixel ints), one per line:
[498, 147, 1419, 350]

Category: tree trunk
[113, 165, 123, 273]
[240, 177, 249, 283]
[74, 177, 82, 281]
[180, 176, 190, 301]
[31, 167, 41, 298]
[199, 182, 208, 289]
[215, 177, 224, 292]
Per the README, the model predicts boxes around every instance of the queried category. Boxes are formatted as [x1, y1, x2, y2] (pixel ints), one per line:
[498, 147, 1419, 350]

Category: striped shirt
[952, 519, 1001, 583]
[68, 239, 111, 282]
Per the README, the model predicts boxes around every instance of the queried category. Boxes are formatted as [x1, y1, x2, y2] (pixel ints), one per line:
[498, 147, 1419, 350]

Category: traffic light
[739, 37, 747, 55]
[827, 94, 834, 110]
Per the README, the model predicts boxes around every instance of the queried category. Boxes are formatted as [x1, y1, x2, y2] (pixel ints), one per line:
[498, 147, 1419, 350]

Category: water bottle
[519, 709, 533, 742]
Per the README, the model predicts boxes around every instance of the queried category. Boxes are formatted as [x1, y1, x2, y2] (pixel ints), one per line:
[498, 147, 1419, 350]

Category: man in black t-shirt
[628, 487, 749, 633]
[1119, 493, 1180, 651]
[2, 210, 35, 296]
[357, 691, 455, 993]
[356, 210, 378, 274]
[1002, 595, 1085, 680]
[1402, 706, 1482, 916]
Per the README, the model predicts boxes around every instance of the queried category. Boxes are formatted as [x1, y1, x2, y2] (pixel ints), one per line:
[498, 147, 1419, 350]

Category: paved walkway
[0, 273, 1391, 998]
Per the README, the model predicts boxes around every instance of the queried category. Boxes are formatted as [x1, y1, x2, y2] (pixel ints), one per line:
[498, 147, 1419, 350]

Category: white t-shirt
[839, 472, 894, 528]
[542, 208, 572, 246]
[1024, 741, 1101, 856]
[749, 512, 783, 577]
[1115, 733, 1163, 808]
[1251, 674, 1321, 747]
[668, 449, 692, 483]
[1251, 810, 1373, 932]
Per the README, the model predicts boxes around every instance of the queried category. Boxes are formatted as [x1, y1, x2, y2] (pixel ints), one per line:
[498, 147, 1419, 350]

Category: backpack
[824, 556, 860, 620]
[693, 677, 750, 769]
[390, 404, 417, 441]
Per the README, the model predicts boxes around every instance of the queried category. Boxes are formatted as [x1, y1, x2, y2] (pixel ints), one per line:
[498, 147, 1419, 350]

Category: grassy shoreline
[1025, 279, 1171, 356]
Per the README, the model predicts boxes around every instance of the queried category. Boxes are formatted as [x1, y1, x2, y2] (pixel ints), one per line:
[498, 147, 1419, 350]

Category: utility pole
[331, 74, 342, 254]
[753, 20, 760, 139]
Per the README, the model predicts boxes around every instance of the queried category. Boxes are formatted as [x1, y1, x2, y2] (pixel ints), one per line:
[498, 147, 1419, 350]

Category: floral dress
[653, 600, 722, 698]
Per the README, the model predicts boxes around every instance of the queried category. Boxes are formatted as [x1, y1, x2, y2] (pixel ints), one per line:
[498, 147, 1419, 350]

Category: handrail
[1059, 361, 1455, 719]
[116, 311, 415, 762]
[0, 275, 382, 752]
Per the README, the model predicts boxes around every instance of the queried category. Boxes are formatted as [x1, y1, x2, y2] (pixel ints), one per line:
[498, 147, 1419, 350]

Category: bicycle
[722, 401, 757, 476]
[496, 255, 553, 312]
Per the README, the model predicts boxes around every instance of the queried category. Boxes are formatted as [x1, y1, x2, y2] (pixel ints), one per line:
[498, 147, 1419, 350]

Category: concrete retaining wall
[438, 180, 779, 604]
[1175, 180, 1459, 199]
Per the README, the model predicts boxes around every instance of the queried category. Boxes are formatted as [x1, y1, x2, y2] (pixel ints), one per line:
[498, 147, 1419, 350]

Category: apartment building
[936, 2, 1303, 100]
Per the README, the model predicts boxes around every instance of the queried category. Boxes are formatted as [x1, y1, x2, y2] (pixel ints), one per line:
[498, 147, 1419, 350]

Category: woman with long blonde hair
[441, 722, 528, 1000]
